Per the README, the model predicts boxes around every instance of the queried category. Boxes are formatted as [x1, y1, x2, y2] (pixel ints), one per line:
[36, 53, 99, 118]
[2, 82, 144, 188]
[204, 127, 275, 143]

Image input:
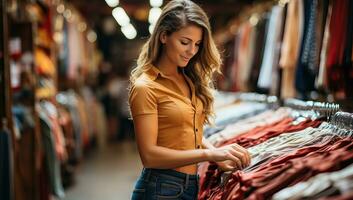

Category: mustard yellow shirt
[129, 64, 205, 173]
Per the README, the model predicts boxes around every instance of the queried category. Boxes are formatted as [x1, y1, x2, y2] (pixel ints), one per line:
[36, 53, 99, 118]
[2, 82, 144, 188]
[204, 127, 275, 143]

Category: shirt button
[195, 128, 198, 132]
[197, 145, 201, 149]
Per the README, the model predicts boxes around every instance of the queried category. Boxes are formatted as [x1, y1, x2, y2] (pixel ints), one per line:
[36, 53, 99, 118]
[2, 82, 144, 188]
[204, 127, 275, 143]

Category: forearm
[140, 145, 210, 169]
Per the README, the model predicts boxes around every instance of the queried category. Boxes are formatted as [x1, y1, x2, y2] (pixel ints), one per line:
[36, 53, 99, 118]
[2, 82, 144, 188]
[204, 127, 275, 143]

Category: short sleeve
[129, 83, 157, 117]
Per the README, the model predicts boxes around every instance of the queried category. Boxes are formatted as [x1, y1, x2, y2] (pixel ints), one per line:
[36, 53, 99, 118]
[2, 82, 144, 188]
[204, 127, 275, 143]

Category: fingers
[211, 144, 252, 170]
[230, 144, 251, 167]
[226, 145, 248, 168]
[227, 148, 247, 169]
[225, 152, 242, 169]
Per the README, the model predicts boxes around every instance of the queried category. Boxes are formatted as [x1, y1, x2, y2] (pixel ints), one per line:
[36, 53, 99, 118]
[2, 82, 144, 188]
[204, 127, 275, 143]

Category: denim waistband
[142, 168, 198, 184]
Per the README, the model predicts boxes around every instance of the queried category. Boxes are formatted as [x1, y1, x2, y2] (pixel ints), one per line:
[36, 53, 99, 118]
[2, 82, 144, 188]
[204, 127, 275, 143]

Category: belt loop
[185, 174, 189, 189]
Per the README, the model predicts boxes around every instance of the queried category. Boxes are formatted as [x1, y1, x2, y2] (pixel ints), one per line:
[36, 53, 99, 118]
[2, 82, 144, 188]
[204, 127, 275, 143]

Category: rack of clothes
[1, 0, 107, 199]
[217, 0, 353, 102]
[199, 92, 353, 200]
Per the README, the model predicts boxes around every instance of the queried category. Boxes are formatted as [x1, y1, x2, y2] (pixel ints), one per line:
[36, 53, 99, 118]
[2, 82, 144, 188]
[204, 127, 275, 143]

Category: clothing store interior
[1, 0, 353, 199]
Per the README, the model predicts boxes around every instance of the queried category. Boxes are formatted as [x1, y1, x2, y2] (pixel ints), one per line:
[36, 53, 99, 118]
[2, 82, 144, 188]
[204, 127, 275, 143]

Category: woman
[129, 0, 251, 199]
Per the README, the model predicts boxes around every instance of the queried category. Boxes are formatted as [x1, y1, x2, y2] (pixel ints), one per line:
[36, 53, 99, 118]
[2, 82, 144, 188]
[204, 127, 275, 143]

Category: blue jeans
[131, 168, 199, 200]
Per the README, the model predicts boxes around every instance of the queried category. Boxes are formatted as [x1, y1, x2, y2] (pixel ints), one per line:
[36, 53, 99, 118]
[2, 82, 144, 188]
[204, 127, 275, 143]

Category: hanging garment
[295, 0, 320, 99]
[279, 0, 304, 98]
[325, 0, 349, 98]
[40, 101, 67, 161]
[249, 17, 268, 92]
[316, 1, 333, 91]
[0, 126, 13, 200]
[217, 40, 235, 91]
[35, 48, 56, 77]
[342, 0, 353, 99]
[235, 23, 256, 92]
[230, 32, 241, 91]
[39, 111, 65, 198]
[257, 6, 284, 91]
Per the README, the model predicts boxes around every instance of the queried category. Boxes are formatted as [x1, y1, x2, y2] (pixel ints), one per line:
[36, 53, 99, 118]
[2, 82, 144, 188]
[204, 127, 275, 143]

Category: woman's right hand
[205, 143, 251, 170]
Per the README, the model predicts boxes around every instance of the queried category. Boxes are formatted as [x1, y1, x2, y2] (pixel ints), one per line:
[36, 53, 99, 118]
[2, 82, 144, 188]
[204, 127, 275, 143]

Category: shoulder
[129, 74, 158, 101]
[131, 74, 156, 91]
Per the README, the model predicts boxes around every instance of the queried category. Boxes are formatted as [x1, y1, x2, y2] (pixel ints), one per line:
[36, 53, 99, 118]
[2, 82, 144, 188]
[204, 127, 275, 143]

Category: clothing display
[205, 8, 353, 196]
[198, 94, 353, 200]
[273, 162, 353, 199]
[1, 1, 105, 199]
[218, 0, 353, 101]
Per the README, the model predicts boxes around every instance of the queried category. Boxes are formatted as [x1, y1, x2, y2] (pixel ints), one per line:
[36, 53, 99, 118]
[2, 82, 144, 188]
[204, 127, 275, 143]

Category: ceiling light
[103, 17, 117, 34]
[54, 32, 64, 44]
[112, 7, 130, 27]
[105, 0, 119, 8]
[56, 4, 65, 13]
[149, 24, 155, 34]
[148, 7, 162, 24]
[78, 22, 87, 32]
[249, 14, 259, 26]
[121, 24, 137, 39]
[150, 0, 163, 7]
[87, 30, 97, 43]
[63, 9, 72, 19]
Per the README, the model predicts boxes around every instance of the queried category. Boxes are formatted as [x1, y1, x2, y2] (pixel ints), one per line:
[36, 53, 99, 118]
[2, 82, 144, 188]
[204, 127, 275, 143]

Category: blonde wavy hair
[130, 0, 222, 124]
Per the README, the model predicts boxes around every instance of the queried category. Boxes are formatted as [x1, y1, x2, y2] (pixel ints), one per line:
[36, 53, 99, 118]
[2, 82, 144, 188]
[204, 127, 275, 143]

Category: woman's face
[160, 24, 203, 67]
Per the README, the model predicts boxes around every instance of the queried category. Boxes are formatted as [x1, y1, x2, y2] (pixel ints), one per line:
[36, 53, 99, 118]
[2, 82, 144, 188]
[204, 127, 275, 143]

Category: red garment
[47, 115, 66, 161]
[220, 118, 322, 148]
[326, 0, 348, 67]
[198, 119, 322, 200]
[326, 0, 349, 95]
[206, 137, 353, 200]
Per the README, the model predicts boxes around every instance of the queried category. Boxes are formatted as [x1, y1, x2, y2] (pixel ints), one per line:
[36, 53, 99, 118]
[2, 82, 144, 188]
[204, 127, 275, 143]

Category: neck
[155, 54, 179, 76]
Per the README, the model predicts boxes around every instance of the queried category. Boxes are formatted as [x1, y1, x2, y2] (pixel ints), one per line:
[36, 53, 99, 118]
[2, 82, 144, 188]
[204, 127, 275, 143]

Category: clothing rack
[329, 112, 353, 130]
[283, 98, 340, 119]
[233, 92, 279, 108]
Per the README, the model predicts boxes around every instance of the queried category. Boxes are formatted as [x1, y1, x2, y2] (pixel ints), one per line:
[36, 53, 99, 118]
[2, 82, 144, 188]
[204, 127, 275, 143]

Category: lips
[181, 56, 191, 61]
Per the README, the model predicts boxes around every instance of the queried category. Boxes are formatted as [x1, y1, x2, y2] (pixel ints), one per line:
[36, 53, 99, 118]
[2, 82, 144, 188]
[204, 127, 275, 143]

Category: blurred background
[1, 0, 353, 200]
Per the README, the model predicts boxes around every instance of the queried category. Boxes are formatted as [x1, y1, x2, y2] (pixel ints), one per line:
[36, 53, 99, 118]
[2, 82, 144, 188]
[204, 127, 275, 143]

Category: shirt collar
[145, 63, 197, 106]
[146, 63, 163, 81]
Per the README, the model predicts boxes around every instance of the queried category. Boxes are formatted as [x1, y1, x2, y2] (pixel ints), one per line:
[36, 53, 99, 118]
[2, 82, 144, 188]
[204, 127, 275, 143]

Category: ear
[160, 31, 167, 44]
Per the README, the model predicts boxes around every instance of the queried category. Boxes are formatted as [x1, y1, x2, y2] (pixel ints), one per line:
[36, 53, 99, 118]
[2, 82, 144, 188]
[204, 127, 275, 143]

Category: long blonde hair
[130, 0, 222, 124]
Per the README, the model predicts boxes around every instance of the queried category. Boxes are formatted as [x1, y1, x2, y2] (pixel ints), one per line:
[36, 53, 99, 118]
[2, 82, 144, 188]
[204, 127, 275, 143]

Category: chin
[178, 61, 189, 67]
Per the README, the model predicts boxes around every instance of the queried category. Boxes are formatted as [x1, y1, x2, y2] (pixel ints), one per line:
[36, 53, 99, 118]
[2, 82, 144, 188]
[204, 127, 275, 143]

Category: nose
[187, 44, 198, 56]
